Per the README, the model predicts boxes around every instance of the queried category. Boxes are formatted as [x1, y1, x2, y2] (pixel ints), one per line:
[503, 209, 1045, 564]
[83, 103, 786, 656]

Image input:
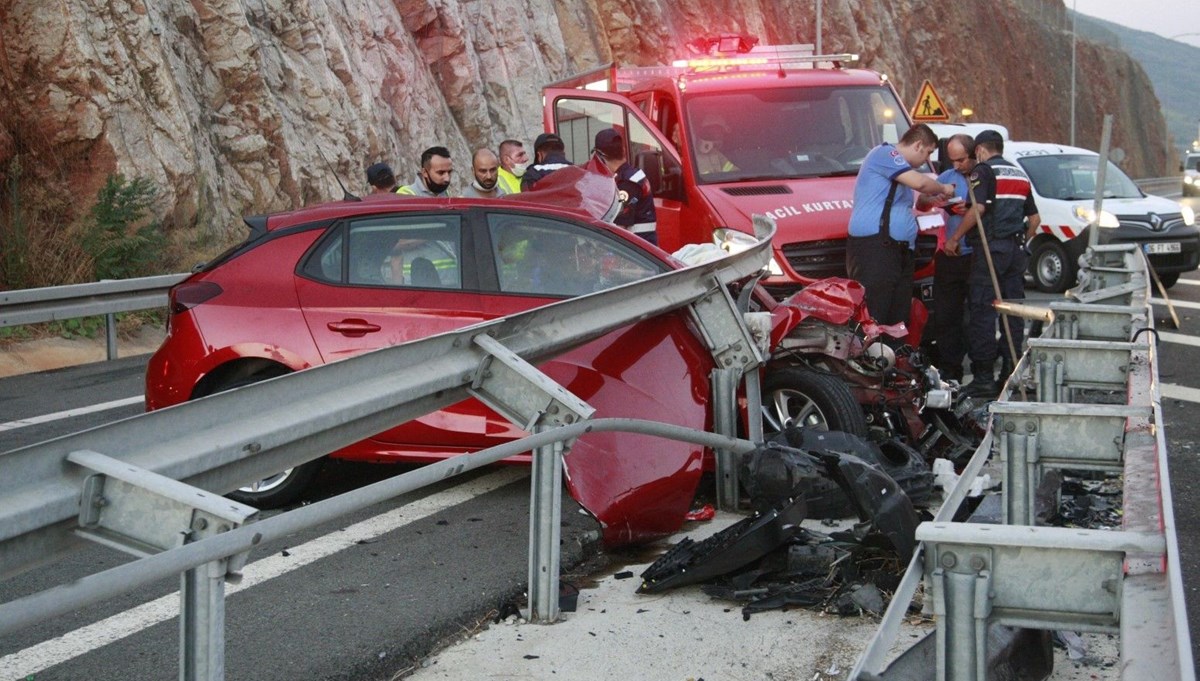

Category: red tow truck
[542, 36, 935, 303]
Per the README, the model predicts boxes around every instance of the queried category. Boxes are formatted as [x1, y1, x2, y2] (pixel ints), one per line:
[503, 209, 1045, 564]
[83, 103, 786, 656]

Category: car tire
[197, 367, 325, 509]
[760, 366, 868, 438]
[1157, 271, 1180, 289]
[1031, 239, 1075, 293]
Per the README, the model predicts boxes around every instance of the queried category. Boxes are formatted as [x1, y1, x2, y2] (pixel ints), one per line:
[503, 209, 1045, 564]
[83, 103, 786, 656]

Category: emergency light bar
[670, 52, 860, 70]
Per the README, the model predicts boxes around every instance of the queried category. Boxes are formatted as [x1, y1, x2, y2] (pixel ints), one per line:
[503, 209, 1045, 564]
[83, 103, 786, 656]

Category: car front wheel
[196, 367, 325, 508]
[760, 366, 868, 438]
[1031, 239, 1075, 293]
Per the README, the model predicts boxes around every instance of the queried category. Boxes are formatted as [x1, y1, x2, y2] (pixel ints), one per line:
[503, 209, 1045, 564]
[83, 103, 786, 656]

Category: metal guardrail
[0, 273, 187, 360]
[0, 217, 774, 680]
[851, 243, 1194, 681]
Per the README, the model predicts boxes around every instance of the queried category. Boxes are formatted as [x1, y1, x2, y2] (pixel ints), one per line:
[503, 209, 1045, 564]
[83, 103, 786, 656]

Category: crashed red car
[145, 170, 726, 546]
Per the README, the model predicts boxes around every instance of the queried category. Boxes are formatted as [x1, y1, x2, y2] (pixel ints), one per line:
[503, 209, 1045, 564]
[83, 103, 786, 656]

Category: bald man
[461, 148, 511, 199]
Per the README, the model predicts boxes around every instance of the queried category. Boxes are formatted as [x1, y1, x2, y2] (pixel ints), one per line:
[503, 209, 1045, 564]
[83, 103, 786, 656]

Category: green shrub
[80, 174, 166, 280]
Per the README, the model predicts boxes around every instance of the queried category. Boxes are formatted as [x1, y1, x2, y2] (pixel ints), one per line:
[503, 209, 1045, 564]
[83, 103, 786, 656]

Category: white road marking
[0, 396, 145, 432]
[0, 466, 528, 678]
[1163, 383, 1200, 404]
[1151, 297, 1200, 311]
[1169, 278, 1200, 287]
[1158, 332, 1200, 348]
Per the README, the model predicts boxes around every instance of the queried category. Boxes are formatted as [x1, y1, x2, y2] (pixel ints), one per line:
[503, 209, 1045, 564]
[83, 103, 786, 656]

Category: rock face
[0, 0, 1169, 238]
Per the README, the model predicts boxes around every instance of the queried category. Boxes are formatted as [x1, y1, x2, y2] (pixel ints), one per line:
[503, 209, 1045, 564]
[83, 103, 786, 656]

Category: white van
[1005, 141, 1198, 291]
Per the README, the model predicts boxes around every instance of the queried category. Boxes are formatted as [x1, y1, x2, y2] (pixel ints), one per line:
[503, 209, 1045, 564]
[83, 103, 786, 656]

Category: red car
[145, 177, 726, 545]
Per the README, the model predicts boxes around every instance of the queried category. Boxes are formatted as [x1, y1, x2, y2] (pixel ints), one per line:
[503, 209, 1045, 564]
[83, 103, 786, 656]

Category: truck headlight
[712, 228, 783, 275]
[1073, 206, 1120, 228]
[1182, 205, 1196, 227]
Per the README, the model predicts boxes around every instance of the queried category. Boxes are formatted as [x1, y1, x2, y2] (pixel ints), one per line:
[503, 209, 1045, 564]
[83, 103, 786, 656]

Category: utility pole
[1070, 0, 1077, 147]
[815, 0, 822, 55]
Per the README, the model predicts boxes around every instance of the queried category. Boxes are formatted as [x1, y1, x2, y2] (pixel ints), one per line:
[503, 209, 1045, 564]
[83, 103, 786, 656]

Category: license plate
[1144, 242, 1181, 254]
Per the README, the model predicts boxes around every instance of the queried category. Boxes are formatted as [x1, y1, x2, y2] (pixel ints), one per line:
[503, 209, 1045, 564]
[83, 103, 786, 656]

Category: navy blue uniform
[614, 162, 657, 244]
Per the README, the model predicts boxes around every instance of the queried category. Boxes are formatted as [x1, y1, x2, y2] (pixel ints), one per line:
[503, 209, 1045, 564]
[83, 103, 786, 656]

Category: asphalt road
[3, 224, 1199, 677]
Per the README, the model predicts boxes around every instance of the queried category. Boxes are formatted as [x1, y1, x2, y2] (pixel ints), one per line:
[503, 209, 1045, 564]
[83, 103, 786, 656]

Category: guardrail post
[527, 432, 565, 623]
[105, 312, 119, 360]
[180, 558, 230, 681]
[930, 557, 992, 681]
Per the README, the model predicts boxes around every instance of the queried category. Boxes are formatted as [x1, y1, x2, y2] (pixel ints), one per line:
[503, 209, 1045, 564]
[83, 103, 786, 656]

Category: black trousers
[967, 235, 1028, 362]
[932, 250, 972, 375]
[846, 233, 914, 327]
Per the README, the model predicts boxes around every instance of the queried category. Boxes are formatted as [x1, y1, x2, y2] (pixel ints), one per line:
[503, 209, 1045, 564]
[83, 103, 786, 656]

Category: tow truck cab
[541, 41, 930, 301]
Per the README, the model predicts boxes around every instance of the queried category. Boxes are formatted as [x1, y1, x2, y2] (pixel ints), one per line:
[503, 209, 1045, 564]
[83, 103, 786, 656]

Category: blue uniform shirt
[937, 167, 973, 255]
[848, 143, 918, 246]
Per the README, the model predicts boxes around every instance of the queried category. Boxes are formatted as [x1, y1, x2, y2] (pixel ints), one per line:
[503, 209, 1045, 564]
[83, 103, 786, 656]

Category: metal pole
[525, 431, 563, 623]
[1088, 115, 1114, 251]
[1070, 0, 1077, 147]
[815, 0, 822, 55]
[105, 312, 118, 360]
[711, 367, 740, 510]
[180, 559, 226, 681]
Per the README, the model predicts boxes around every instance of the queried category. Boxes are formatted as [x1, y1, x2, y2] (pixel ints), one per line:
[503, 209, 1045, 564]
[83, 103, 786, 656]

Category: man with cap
[944, 129, 1041, 398]
[497, 139, 529, 194]
[397, 146, 454, 197]
[461, 147, 511, 199]
[593, 128, 657, 244]
[845, 123, 956, 328]
[521, 133, 572, 191]
[366, 162, 397, 194]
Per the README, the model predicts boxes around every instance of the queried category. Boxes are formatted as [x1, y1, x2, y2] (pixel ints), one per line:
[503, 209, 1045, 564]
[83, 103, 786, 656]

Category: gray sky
[1073, 0, 1200, 48]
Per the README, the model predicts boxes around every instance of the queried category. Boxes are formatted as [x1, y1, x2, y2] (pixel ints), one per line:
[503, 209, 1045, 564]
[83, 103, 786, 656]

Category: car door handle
[327, 319, 382, 337]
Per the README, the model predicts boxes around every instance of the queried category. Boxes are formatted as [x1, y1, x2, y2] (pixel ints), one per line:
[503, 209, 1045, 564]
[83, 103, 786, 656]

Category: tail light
[170, 281, 223, 314]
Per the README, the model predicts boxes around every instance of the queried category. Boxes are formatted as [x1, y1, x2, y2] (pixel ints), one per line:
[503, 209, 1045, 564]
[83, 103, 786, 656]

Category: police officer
[520, 133, 572, 191]
[593, 128, 658, 244]
[945, 129, 1041, 398]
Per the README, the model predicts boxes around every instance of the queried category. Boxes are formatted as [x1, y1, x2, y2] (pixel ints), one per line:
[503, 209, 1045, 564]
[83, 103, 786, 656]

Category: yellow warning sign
[910, 80, 950, 122]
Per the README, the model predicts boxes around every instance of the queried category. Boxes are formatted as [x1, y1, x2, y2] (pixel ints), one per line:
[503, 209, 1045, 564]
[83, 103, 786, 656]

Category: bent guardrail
[0, 217, 774, 680]
[850, 243, 1193, 681]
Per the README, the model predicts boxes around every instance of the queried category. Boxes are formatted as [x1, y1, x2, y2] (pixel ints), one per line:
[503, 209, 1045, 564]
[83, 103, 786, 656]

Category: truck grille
[781, 239, 846, 279]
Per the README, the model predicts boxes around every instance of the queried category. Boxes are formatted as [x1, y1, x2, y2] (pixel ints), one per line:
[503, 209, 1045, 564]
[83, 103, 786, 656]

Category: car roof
[254, 194, 599, 232]
[1004, 140, 1103, 159]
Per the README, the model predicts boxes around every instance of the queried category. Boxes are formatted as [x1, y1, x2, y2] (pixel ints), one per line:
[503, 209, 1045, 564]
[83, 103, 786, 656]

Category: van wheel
[1031, 240, 1075, 293]
[761, 366, 868, 438]
[1157, 271, 1180, 289]
[197, 367, 325, 509]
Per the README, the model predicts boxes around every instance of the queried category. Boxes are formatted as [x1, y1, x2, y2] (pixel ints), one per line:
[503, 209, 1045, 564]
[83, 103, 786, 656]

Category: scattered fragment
[613, 571, 634, 579]
[684, 504, 716, 521]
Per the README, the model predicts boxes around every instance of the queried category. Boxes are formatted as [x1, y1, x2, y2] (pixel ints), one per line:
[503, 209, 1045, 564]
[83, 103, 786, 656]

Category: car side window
[303, 216, 462, 288]
[487, 213, 665, 296]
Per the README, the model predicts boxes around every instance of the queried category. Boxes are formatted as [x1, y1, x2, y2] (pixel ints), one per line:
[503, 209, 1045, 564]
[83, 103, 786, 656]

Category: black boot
[998, 355, 1015, 385]
[962, 361, 999, 399]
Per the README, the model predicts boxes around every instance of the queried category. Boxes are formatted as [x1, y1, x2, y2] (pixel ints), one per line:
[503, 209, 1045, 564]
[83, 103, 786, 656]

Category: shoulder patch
[890, 149, 907, 167]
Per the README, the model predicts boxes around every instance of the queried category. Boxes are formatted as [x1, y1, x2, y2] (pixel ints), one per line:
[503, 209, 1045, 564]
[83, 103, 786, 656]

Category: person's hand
[944, 236, 960, 256]
[950, 202, 968, 216]
[940, 183, 956, 198]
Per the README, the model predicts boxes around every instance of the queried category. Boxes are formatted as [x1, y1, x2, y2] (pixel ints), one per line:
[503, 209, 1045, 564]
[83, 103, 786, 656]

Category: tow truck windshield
[684, 85, 909, 184]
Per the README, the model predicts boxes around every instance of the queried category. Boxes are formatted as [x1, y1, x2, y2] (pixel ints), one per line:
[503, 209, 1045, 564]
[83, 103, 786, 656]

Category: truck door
[543, 88, 685, 248]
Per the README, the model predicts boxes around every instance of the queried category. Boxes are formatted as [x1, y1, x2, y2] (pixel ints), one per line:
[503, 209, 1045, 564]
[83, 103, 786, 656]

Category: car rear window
[302, 215, 463, 289]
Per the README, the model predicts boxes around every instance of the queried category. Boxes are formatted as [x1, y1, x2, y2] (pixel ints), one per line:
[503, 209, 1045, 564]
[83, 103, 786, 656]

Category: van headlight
[1185, 176, 1195, 185]
[1182, 204, 1196, 226]
[1073, 206, 1120, 228]
[712, 228, 783, 275]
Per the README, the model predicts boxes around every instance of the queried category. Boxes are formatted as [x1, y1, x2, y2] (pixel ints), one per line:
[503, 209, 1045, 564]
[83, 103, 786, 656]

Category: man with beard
[461, 147, 511, 198]
[397, 146, 454, 197]
[497, 139, 529, 194]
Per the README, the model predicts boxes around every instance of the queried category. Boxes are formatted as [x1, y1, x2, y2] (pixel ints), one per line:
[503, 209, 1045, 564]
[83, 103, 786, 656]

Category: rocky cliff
[0, 0, 1169, 242]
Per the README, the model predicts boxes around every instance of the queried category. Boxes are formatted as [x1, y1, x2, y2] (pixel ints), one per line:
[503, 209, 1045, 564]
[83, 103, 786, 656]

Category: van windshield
[1187, 155, 1200, 172]
[683, 85, 909, 185]
[1016, 154, 1143, 201]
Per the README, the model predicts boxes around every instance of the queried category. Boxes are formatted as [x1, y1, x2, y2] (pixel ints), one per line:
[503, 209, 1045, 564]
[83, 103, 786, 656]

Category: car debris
[637, 432, 925, 619]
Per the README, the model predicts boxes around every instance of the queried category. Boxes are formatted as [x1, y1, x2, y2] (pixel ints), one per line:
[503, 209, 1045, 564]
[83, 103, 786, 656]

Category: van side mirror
[1181, 163, 1186, 172]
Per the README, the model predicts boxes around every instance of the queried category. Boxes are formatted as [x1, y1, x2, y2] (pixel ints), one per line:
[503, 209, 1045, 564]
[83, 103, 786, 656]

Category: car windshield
[1016, 153, 1143, 201]
[683, 85, 908, 184]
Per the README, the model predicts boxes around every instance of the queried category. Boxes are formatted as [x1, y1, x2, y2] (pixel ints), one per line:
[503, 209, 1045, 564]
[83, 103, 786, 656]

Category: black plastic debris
[636, 496, 808, 594]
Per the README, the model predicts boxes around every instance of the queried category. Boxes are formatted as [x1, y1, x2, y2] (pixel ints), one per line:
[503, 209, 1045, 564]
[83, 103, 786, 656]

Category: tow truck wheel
[1031, 240, 1075, 293]
[194, 366, 325, 509]
[761, 366, 868, 438]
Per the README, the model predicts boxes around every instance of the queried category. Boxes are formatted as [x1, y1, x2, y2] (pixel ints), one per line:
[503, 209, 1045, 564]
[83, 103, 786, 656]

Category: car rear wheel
[760, 366, 868, 438]
[1031, 240, 1075, 293]
[197, 367, 325, 508]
